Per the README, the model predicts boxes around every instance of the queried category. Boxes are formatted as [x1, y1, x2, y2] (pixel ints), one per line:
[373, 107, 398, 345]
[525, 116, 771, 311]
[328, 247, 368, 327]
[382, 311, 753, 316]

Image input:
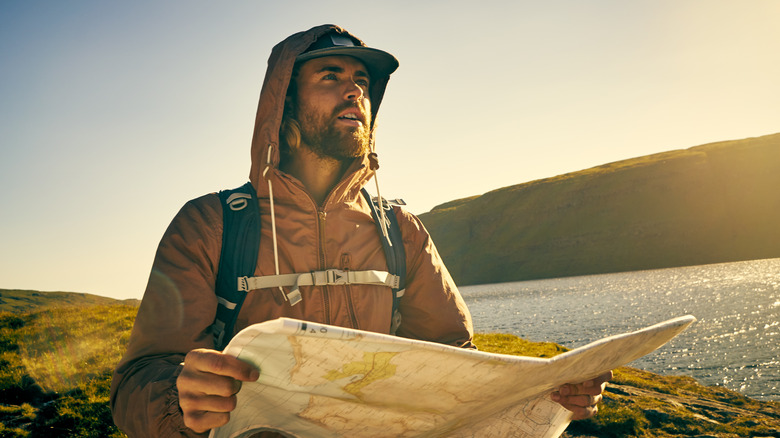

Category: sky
[1, 0, 779, 300]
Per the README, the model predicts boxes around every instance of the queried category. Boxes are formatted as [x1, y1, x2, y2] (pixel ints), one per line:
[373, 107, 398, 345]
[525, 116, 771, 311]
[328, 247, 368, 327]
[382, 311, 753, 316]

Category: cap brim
[295, 46, 399, 79]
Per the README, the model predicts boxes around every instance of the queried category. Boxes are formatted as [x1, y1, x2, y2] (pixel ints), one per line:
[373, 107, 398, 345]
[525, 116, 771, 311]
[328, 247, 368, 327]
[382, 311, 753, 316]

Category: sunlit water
[460, 258, 780, 401]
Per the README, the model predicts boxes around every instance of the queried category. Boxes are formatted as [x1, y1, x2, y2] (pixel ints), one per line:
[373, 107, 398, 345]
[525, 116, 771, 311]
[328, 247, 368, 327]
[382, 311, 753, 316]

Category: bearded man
[110, 25, 610, 437]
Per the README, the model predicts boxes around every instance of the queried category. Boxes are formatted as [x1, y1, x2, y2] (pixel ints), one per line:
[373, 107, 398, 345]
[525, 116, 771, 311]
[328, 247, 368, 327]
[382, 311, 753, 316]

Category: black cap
[296, 32, 399, 79]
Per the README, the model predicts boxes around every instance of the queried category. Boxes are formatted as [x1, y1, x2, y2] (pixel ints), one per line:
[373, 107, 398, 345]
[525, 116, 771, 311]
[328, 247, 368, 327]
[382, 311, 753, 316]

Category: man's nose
[344, 81, 364, 101]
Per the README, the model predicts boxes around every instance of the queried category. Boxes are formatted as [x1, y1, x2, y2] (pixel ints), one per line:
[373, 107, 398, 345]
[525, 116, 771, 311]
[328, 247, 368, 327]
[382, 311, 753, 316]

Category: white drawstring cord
[369, 147, 392, 247]
[373, 171, 392, 247]
[263, 144, 287, 301]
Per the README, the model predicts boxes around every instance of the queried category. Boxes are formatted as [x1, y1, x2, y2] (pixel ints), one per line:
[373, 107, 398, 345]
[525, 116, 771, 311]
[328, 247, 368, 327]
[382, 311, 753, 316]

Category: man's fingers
[550, 392, 602, 421]
[558, 383, 576, 396]
[181, 409, 232, 434]
[178, 368, 242, 397]
[550, 392, 601, 407]
[184, 349, 260, 381]
[590, 370, 613, 387]
[560, 370, 613, 397]
[179, 393, 239, 414]
[568, 393, 601, 408]
[177, 349, 260, 433]
[551, 373, 610, 421]
[581, 371, 612, 396]
[569, 403, 599, 421]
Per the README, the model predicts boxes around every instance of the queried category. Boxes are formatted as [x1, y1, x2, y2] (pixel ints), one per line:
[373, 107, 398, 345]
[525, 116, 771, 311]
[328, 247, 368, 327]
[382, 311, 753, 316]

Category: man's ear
[280, 95, 300, 155]
[283, 95, 295, 117]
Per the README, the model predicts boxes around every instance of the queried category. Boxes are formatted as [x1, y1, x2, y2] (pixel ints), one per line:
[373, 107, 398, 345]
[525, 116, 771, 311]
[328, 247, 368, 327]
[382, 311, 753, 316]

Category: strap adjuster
[238, 276, 250, 292]
[313, 269, 349, 286]
[328, 269, 348, 284]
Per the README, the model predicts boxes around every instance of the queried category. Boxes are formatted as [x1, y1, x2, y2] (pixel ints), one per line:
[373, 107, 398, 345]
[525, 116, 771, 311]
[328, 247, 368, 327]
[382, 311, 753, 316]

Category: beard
[296, 101, 371, 161]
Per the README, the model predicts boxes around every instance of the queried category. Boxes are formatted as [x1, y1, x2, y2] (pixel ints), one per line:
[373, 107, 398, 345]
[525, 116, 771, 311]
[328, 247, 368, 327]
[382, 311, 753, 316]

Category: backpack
[211, 182, 406, 350]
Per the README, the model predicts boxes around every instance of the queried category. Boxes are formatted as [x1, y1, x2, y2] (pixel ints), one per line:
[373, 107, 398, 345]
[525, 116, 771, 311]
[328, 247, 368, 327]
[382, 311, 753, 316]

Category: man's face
[292, 55, 373, 160]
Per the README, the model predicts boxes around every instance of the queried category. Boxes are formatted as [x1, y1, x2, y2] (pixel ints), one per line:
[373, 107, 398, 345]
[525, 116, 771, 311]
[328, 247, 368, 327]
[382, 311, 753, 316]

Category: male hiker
[110, 24, 610, 437]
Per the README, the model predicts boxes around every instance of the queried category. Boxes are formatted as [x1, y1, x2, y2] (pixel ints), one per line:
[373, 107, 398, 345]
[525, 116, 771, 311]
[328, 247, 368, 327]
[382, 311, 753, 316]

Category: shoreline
[475, 332, 780, 437]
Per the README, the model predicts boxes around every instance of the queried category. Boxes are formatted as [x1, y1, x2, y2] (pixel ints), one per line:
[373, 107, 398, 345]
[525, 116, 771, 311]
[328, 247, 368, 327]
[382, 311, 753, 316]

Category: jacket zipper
[341, 253, 359, 329]
[345, 284, 359, 329]
[318, 209, 330, 324]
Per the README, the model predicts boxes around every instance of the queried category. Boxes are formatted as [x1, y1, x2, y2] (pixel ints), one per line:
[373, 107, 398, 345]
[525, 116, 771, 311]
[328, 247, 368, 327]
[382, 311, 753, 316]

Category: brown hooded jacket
[110, 24, 474, 437]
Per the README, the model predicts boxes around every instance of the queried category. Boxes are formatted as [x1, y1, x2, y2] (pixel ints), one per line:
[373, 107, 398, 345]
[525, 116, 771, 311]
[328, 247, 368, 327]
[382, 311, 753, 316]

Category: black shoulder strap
[361, 188, 406, 317]
[213, 182, 261, 350]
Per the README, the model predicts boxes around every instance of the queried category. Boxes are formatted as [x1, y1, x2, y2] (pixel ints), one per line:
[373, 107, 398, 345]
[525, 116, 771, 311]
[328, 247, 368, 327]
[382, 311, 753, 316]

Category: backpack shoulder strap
[361, 188, 406, 333]
[213, 182, 261, 350]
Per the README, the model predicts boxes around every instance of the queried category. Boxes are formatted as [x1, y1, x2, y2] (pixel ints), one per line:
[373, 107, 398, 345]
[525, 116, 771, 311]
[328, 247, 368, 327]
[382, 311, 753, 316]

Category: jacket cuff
[161, 364, 208, 437]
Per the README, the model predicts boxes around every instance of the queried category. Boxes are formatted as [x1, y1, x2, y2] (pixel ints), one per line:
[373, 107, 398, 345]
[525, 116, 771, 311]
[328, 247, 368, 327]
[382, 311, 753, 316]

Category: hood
[248, 24, 395, 196]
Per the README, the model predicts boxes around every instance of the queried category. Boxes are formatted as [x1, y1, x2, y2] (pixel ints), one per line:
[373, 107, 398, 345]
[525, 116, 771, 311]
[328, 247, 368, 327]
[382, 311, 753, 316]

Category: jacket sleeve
[393, 208, 476, 349]
[110, 194, 223, 437]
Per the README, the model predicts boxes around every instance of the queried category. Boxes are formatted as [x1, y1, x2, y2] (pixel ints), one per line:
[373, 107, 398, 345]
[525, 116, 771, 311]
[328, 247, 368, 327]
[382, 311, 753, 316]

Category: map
[209, 315, 696, 438]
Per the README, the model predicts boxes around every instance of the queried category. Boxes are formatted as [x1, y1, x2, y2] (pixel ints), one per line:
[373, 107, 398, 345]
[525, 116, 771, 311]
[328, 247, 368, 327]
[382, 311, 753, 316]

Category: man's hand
[550, 370, 612, 420]
[177, 348, 260, 433]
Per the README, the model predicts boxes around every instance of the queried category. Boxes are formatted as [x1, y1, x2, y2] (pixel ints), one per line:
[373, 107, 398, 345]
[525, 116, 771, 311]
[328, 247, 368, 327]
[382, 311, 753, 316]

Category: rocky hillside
[419, 133, 780, 285]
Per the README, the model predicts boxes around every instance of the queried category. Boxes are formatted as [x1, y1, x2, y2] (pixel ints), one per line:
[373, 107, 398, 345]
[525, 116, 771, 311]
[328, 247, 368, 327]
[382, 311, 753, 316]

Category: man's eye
[323, 73, 337, 80]
[356, 79, 369, 87]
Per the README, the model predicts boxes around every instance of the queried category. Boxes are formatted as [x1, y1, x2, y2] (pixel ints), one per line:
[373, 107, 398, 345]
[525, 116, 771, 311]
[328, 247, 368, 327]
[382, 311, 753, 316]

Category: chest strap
[237, 269, 403, 306]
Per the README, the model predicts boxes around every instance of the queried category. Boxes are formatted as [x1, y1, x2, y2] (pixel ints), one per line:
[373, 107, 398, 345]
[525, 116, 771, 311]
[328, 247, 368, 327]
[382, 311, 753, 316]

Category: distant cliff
[419, 132, 780, 286]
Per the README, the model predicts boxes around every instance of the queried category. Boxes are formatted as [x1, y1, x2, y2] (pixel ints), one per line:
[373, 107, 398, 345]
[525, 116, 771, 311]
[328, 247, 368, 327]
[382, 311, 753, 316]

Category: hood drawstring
[368, 152, 392, 247]
[263, 144, 288, 302]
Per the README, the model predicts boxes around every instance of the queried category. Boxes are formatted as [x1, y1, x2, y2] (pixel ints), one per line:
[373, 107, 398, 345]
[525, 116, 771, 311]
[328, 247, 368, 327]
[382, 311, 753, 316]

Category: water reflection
[461, 258, 780, 401]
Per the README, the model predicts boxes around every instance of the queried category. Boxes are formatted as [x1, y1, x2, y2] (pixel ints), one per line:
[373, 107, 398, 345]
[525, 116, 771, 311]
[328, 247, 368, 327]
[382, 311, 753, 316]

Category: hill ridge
[420, 132, 780, 285]
[432, 132, 780, 213]
[0, 288, 139, 314]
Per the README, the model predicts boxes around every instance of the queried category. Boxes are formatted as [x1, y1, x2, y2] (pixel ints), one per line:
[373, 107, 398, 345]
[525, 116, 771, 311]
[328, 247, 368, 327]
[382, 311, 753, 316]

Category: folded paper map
[210, 315, 696, 438]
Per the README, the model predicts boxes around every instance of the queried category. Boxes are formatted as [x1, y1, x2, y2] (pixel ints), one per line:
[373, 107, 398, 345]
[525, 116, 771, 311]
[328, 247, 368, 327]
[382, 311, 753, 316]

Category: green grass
[2, 300, 778, 437]
[0, 305, 136, 437]
[473, 332, 569, 358]
[475, 332, 780, 437]
[15, 306, 135, 393]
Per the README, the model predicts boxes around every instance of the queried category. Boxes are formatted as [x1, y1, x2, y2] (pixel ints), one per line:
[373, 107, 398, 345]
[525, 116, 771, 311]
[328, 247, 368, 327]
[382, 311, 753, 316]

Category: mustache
[332, 101, 370, 123]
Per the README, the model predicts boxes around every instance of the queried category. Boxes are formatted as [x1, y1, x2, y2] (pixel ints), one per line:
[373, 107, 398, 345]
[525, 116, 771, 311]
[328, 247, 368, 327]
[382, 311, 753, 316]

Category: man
[110, 24, 610, 437]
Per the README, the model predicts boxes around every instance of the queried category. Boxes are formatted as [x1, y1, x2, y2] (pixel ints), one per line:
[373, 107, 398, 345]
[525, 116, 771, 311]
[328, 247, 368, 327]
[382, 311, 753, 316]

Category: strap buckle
[312, 269, 349, 286]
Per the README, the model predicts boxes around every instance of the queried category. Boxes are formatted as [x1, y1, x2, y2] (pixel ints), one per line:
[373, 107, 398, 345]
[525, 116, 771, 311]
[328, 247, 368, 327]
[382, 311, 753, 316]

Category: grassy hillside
[420, 133, 780, 285]
[0, 289, 139, 314]
[0, 298, 136, 437]
[1, 291, 778, 437]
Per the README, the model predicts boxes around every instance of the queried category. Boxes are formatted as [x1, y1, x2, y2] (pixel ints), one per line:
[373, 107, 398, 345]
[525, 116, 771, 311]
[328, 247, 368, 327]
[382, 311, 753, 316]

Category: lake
[460, 258, 780, 401]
